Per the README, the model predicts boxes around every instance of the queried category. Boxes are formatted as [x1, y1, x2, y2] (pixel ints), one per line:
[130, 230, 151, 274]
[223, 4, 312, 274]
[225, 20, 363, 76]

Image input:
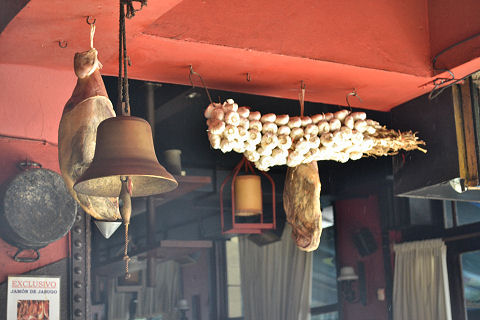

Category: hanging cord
[189, 65, 214, 106]
[87, 16, 96, 49]
[428, 31, 480, 100]
[298, 81, 305, 116]
[117, 3, 124, 114]
[346, 89, 362, 111]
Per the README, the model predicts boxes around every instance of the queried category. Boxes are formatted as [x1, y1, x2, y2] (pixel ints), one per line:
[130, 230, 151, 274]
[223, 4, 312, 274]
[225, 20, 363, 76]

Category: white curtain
[107, 261, 181, 320]
[136, 261, 181, 320]
[239, 224, 312, 320]
[393, 239, 452, 320]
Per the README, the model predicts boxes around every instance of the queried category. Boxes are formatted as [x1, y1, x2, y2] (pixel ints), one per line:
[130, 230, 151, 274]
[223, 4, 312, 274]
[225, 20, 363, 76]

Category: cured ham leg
[283, 161, 322, 251]
[58, 48, 120, 221]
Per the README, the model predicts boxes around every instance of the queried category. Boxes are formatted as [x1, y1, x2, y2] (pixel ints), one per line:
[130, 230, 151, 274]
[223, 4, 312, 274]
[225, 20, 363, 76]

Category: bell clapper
[120, 176, 133, 279]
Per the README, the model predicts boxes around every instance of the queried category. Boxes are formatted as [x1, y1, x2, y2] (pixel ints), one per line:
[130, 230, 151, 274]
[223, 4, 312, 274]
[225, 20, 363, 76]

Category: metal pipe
[146, 83, 156, 288]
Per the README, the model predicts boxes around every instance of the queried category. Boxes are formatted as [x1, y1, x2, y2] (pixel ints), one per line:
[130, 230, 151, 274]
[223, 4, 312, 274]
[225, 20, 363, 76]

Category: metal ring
[86, 16, 96, 25]
[58, 40, 68, 48]
[13, 248, 40, 263]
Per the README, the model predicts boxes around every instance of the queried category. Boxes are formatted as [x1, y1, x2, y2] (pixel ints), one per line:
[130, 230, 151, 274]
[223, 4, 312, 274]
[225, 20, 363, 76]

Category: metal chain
[123, 223, 131, 279]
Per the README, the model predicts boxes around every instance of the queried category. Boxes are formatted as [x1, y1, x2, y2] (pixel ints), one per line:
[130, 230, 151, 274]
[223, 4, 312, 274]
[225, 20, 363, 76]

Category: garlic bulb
[366, 126, 376, 135]
[311, 114, 325, 124]
[288, 117, 302, 128]
[339, 126, 353, 140]
[237, 106, 250, 118]
[245, 142, 257, 152]
[305, 123, 319, 136]
[238, 126, 249, 141]
[294, 138, 310, 155]
[244, 150, 260, 162]
[204, 103, 215, 119]
[277, 134, 293, 150]
[290, 127, 304, 141]
[257, 146, 272, 156]
[329, 118, 341, 131]
[275, 114, 290, 126]
[249, 111, 261, 121]
[223, 99, 238, 112]
[301, 116, 312, 126]
[349, 151, 363, 160]
[208, 133, 221, 149]
[247, 129, 262, 145]
[211, 108, 224, 121]
[261, 132, 279, 150]
[334, 109, 350, 121]
[272, 147, 288, 165]
[344, 115, 354, 129]
[225, 111, 241, 126]
[308, 135, 321, 149]
[354, 120, 367, 133]
[233, 140, 246, 153]
[220, 139, 233, 153]
[303, 148, 320, 163]
[249, 120, 263, 132]
[278, 125, 291, 136]
[224, 124, 239, 141]
[287, 150, 303, 167]
[351, 112, 367, 121]
[262, 122, 278, 134]
[324, 112, 334, 121]
[320, 132, 334, 147]
[208, 119, 225, 135]
[239, 117, 250, 129]
[260, 113, 276, 123]
[317, 121, 330, 134]
[351, 129, 364, 145]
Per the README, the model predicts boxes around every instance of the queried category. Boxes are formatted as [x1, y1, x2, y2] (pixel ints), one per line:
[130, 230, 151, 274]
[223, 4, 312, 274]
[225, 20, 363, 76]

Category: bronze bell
[74, 116, 178, 197]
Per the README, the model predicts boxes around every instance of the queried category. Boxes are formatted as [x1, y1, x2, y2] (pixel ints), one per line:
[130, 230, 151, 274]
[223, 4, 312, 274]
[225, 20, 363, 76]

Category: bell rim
[74, 174, 178, 197]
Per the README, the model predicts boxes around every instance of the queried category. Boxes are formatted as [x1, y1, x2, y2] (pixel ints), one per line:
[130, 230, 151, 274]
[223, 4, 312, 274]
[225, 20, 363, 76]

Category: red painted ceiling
[1, 0, 479, 111]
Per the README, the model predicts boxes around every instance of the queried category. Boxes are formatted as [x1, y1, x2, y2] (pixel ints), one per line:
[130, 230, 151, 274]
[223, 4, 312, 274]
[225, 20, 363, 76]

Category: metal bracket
[70, 210, 91, 319]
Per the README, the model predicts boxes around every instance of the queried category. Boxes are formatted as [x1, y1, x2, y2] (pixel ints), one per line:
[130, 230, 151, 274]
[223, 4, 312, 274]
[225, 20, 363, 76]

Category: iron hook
[58, 40, 68, 48]
[86, 16, 96, 25]
[346, 89, 362, 110]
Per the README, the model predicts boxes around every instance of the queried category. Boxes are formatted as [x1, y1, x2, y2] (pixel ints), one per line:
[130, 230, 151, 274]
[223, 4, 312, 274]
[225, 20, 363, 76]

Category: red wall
[335, 196, 388, 320]
[0, 64, 76, 284]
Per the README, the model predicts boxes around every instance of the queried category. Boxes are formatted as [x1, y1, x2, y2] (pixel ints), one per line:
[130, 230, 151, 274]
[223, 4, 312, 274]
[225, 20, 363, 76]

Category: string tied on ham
[87, 16, 96, 49]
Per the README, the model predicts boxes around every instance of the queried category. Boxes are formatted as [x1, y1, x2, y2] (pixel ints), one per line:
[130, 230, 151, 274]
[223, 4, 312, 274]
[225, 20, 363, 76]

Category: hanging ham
[283, 161, 322, 251]
[58, 48, 120, 221]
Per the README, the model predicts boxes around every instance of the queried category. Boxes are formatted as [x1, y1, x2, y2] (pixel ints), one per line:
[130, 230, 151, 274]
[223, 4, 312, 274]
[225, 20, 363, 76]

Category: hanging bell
[74, 116, 178, 197]
[234, 175, 262, 216]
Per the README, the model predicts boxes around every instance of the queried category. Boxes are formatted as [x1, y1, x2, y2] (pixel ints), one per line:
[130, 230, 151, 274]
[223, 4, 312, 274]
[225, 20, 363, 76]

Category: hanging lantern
[234, 175, 262, 216]
[220, 157, 276, 234]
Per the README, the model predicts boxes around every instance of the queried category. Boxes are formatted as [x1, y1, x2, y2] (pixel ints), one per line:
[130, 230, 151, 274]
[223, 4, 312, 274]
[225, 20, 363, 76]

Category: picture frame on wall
[7, 275, 60, 320]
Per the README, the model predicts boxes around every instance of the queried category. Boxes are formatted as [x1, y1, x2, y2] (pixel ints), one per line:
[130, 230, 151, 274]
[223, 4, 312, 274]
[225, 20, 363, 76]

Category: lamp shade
[234, 175, 262, 216]
[74, 116, 178, 197]
[337, 266, 359, 281]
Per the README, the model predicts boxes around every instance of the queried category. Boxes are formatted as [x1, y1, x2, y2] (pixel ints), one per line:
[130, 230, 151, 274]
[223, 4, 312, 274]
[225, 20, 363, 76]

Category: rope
[90, 24, 95, 49]
[298, 81, 305, 116]
[117, 2, 124, 114]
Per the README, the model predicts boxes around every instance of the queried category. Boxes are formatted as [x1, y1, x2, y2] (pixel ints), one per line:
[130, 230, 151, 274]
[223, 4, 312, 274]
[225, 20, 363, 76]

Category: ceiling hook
[346, 89, 362, 110]
[86, 16, 96, 25]
[246, 73, 251, 82]
[58, 40, 68, 48]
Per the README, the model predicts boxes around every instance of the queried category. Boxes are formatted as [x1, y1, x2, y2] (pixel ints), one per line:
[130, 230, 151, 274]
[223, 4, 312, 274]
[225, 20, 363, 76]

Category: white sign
[7, 276, 60, 320]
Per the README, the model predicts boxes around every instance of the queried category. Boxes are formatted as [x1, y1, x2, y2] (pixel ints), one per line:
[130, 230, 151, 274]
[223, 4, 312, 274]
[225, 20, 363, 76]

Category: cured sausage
[283, 161, 322, 251]
[58, 48, 120, 221]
